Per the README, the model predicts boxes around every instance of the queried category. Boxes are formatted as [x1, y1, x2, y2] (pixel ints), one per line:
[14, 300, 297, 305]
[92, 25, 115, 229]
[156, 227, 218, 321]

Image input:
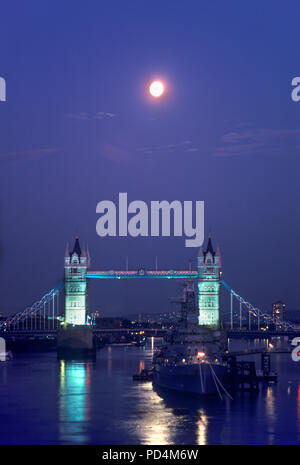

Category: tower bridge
[0, 234, 296, 334]
[64, 234, 221, 328]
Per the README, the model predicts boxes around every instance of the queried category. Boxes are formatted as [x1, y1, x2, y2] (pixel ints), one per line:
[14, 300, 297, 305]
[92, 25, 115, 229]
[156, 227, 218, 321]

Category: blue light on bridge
[85, 270, 199, 280]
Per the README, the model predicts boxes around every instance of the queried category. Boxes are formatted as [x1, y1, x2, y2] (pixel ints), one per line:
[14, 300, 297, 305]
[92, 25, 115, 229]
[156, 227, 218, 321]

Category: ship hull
[153, 362, 227, 395]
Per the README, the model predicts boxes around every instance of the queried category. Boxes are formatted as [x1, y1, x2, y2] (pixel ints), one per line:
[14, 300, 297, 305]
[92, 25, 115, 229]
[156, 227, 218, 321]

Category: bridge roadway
[86, 269, 198, 279]
[2, 328, 300, 338]
[0, 328, 167, 338]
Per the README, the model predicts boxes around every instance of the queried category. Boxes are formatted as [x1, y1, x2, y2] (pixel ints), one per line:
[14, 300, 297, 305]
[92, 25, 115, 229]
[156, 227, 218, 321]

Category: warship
[152, 235, 228, 395]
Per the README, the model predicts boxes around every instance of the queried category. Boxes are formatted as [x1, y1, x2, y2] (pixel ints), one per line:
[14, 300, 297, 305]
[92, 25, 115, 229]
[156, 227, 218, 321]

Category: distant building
[272, 301, 286, 326]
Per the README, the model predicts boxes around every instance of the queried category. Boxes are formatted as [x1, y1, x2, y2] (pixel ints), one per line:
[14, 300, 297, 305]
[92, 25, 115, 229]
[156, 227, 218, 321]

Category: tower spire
[86, 244, 91, 267]
[64, 242, 70, 257]
[203, 233, 215, 262]
[81, 243, 87, 258]
[71, 234, 81, 258]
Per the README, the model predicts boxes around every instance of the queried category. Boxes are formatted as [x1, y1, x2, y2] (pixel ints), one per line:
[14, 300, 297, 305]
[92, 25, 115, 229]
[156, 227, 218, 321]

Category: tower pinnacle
[70, 235, 81, 259]
[64, 242, 70, 257]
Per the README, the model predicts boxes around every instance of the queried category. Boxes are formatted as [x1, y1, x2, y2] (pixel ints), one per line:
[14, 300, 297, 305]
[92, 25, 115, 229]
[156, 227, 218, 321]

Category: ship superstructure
[153, 235, 227, 395]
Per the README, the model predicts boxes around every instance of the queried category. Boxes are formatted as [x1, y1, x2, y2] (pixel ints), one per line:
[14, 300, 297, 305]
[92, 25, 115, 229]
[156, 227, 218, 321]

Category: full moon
[149, 80, 165, 98]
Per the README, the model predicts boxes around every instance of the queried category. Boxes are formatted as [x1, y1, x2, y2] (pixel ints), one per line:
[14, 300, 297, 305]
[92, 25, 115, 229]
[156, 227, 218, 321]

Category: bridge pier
[57, 325, 95, 360]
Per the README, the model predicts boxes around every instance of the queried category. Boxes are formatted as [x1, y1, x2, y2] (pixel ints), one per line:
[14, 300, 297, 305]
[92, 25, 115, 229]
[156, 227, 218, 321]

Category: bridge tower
[64, 235, 90, 325]
[197, 234, 222, 328]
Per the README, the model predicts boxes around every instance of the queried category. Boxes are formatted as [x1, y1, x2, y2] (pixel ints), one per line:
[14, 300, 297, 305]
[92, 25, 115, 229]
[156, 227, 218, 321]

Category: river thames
[0, 337, 299, 445]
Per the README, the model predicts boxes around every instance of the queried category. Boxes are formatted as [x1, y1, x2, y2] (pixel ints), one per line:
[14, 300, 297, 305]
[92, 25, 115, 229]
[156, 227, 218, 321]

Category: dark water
[0, 337, 300, 445]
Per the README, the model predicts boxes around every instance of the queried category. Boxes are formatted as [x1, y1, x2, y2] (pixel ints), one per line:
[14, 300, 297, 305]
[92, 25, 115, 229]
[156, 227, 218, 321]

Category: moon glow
[149, 80, 165, 98]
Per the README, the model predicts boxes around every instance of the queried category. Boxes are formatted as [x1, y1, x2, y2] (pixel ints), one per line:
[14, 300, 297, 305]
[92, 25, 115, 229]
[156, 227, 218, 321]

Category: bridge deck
[86, 270, 198, 279]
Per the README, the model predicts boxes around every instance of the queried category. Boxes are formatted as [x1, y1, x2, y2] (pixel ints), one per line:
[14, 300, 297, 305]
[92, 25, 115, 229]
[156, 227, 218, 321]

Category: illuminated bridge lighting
[1, 235, 297, 333]
[86, 270, 199, 279]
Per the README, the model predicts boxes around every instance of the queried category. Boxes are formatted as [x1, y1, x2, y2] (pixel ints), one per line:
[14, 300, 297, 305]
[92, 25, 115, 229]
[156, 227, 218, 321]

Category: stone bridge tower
[197, 234, 222, 328]
[64, 235, 90, 325]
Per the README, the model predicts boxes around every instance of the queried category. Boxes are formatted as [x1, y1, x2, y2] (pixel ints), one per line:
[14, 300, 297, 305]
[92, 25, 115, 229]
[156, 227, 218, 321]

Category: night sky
[0, 1, 300, 317]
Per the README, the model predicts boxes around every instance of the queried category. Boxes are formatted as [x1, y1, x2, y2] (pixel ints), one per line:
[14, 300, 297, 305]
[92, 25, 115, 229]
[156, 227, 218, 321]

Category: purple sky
[0, 1, 300, 317]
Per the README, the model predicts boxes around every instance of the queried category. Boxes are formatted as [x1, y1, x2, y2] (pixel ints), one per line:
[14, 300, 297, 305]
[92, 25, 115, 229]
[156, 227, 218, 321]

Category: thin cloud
[136, 140, 198, 155]
[214, 125, 300, 157]
[68, 111, 115, 121]
[99, 139, 199, 164]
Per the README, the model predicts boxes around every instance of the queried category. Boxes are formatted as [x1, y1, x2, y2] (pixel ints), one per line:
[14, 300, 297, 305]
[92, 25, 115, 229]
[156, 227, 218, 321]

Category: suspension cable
[221, 280, 295, 330]
[0, 280, 64, 331]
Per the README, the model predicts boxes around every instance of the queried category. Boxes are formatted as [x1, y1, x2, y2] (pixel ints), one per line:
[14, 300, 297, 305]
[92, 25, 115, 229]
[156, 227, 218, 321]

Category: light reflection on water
[132, 382, 173, 445]
[0, 337, 299, 444]
[265, 385, 275, 445]
[58, 361, 92, 444]
[196, 410, 208, 445]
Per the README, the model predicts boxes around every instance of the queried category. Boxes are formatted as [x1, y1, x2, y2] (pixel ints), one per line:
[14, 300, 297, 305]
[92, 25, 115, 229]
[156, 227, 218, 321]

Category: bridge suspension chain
[221, 280, 296, 330]
[0, 280, 64, 331]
